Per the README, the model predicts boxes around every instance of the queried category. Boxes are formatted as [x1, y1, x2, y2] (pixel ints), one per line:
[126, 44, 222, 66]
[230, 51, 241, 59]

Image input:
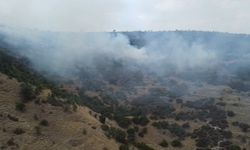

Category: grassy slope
[0, 73, 119, 150]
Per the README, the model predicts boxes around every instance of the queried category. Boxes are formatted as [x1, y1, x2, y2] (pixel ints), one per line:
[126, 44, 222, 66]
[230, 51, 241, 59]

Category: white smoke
[0, 26, 220, 79]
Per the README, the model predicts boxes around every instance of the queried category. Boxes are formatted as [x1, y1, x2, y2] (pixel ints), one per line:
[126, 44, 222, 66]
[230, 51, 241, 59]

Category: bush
[13, 128, 25, 135]
[138, 127, 147, 137]
[20, 83, 36, 102]
[171, 139, 182, 147]
[104, 127, 126, 143]
[73, 104, 77, 112]
[153, 121, 186, 138]
[15, 102, 26, 112]
[33, 114, 39, 120]
[159, 139, 168, 147]
[228, 145, 241, 150]
[82, 128, 87, 135]
[34, 126, 41, 135]
[7, 138, 16, 146]
[127, 128, 136, 143]
[232, 121, 250, 132]
[167, 123, 186, 138]
[135, 142, 154, 150]
[182, 122, 190, 128]
[119, 144, 129, 150]
[101, 124, 109, 131]
[7, 114, 19, 122]
[176, 98, 183, 104]
[63, 104, 71, 112]
[40, 119, 49, 126]
[114, 115, 131, 128]
[99, 115, 106, 124]
[132, 116, 149, 126]
[227, 111, 236, 117]
[196, 138, 209, 147]
[239, 123, 250, 132]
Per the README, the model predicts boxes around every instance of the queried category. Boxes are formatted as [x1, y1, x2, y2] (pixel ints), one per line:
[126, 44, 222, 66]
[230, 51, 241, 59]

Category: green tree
[119, 144, 129, 150]
[159, 139, 168, 147]
[40, 119, 49, 126]
[132, 116, 149, 126]
[20, 83, 36, 102]
[15, 102, 26, 112]
[171, 139, 182, 147]
[135, 142, 154, 150]
[99, 115, 106, 124]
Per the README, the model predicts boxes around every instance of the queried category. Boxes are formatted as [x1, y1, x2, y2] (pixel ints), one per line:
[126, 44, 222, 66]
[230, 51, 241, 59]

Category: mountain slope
[0, 72, 119, 150]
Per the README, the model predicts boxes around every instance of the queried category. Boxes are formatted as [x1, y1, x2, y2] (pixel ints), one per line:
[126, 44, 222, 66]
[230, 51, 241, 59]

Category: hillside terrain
[1, 30, 250, 150]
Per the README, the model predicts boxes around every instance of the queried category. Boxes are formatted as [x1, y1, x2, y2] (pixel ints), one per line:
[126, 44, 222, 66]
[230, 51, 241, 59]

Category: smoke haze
[0, 27, 222, 80]
[0, 0, 250, 33]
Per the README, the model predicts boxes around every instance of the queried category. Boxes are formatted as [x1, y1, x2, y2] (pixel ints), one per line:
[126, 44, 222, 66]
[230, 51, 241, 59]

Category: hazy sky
[0, 0, 249, 33]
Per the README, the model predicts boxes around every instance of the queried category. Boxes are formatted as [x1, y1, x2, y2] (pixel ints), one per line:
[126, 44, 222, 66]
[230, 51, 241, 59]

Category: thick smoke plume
[1, 26, 250, 93]
[0, 26, 220, 80]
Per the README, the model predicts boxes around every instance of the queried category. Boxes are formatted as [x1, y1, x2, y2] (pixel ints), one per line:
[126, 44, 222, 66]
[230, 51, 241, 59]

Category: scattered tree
[20, 83, 36, 102]
[135, 142, 154, 150]
[34, 126, 41, 135]
[119, 144, 129, 150]
[132, 116, 149, 126]
[171, 139, 182, 147]
[159, 139, 168, 147]
[13, 128, 25, 135]
[15, 102, 26, 112]
[99, 115, 106, 124]
[39, 119, 49, 126]
[227, 111, 236, 117]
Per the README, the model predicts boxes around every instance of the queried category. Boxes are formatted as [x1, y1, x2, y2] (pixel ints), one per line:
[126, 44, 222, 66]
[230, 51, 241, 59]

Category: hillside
[1, 30, 250, 150]
[0, 72, 120, 150]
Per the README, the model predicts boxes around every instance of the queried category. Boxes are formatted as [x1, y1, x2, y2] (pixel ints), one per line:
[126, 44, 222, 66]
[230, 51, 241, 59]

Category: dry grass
[0, 73, 119, 150]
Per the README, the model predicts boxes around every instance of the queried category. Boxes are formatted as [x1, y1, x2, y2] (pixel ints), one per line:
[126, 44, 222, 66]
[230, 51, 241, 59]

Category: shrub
[34, 126, 41, 135]
[99, 115, 106, 124]
[159, 139, 168, 147]
[135, 142, 154, 150]
[182, 122, 190, 128]
[114, 115, 131, 128]
[227, 111, 236, 117]
[39, 119, 49, 126]
[176, 98, 183, 104]
[127, 128, 136, 143]
[13, 128, 25, 135]
[7, 114, 19, 122]
[63, 105, 70, 112]
[196, 138, 209, 147]
[132, 116, 149, 126]
[73, 104, 77, 112]
[138, 127, 147, 137]
[20, 83, 36, 102]
[111, 128, 126, 143]
[7, 138, 16, 146]
[47, 95, 63, 106]
[15, 102, 26, 112]
[232, 122, 250, 132]
[228, 145, 241, 150]
[104, 127, 126, 143]
[167, 123, 186, 138]
[119, 144, 129, 150]
[82, 128, 87, 135]
[171, 139, 182, 147]
[152, 121, 169, 129]
[101, 124, 109, 131]
[239, 123, 250, 132]
[153, 121, 186, 138]
[33, 114, 39, 120]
